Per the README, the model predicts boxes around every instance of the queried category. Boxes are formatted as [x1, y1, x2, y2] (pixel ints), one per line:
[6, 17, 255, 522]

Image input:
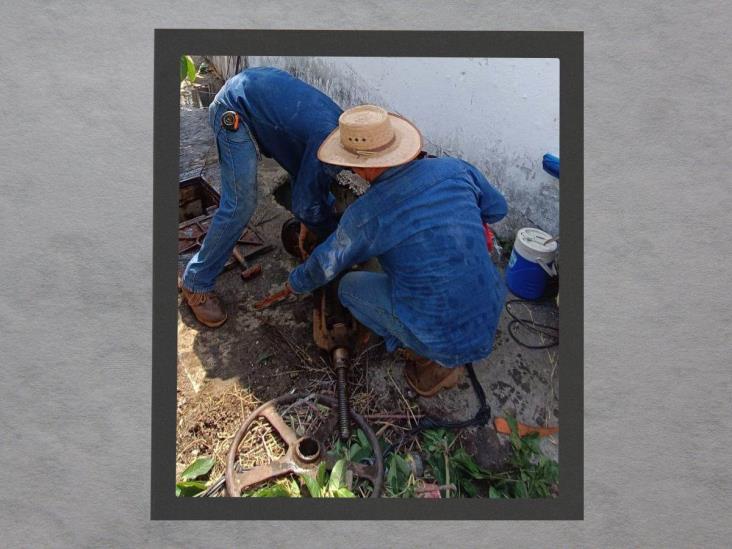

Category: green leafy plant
[384, 452, 418, 497]
[240, 428, 380, 498]
[300, 460, 356, 498]
[328, 428, 384, 497]
[487, 416, 559, 498]
[242, 478, 301, 498]
[176, 456, 214, 496]
[419, 420, 558, 498]
[332, 428, 378, 464]
[421, 428, 480, 497]
[177, 421, 557, 498]
[180, 55, 198, 83]
[240, 459, 356, 498]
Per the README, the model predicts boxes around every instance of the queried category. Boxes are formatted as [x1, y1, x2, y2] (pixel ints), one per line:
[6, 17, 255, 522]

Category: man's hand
[298, 223, 318, 259]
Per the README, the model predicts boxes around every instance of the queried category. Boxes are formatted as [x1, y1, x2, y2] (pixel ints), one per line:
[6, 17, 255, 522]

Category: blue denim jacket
[289, 157, 508, 365]
[215, 67, 343, 234]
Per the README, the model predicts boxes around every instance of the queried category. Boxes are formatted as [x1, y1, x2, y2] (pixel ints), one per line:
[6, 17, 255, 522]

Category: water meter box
[178, 172, 220, 223]
[177, 172, 267, 279]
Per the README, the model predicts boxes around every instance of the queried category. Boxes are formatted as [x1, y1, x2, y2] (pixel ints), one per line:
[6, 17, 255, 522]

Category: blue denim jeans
[338, 271, 438, 361]
[183, 101, 258, 292]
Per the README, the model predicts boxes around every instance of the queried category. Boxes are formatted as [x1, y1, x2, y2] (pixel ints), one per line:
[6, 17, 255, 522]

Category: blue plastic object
[542, 153, 560, 178]
[505, 228, 557, 300]
[506, 250, 549, 299]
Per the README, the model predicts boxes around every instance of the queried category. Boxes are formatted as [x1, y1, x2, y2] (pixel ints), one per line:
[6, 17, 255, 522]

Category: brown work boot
[180, 287, 228, 328]
[400, 350, 464, 397]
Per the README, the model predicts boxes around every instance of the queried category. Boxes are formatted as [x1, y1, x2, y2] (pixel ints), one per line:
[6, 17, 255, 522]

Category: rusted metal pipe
[294, 437, 321, 464]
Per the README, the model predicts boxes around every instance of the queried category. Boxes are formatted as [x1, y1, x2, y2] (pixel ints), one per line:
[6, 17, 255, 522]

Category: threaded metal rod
[336, 365, 350, 440]
[332, 347, 351, 441]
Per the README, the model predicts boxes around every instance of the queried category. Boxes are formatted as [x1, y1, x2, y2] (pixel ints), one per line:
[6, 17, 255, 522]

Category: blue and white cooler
[505, 227, 558, 300]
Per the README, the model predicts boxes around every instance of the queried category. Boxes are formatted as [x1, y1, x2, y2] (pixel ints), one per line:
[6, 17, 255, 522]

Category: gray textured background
[1, 1, 730, 547]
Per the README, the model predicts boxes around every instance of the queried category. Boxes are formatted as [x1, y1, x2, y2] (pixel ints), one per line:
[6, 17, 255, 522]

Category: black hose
[382, 362, 491, 457]
[505, 298, 559, 349]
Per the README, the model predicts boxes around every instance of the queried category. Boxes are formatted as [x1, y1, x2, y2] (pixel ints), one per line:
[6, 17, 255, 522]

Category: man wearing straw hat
[180, 67, 343, 327]
[286, 105, 508, 396]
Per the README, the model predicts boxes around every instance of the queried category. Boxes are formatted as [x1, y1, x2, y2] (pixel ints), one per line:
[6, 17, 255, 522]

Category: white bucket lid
[514, 227, 557, 264]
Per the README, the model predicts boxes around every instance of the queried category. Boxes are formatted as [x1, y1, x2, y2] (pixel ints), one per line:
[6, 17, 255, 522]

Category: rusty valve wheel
[225, 393, 384, 497]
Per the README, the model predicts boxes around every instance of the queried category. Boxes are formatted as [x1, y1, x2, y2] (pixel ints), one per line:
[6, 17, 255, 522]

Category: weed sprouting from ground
[176, 404, 558, 498]
[413, 420, 559, 499]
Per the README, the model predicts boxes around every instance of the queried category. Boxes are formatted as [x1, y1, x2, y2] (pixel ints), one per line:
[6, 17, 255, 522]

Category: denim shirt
[215, 66, 343, 235]
[289, 157, 508, 365]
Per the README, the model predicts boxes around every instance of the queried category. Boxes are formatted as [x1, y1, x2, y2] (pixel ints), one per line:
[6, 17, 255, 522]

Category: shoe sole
[197, 314, 228, 328]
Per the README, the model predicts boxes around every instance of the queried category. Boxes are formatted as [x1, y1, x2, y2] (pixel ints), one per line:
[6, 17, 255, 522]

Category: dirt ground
[176, 106, 560, 492]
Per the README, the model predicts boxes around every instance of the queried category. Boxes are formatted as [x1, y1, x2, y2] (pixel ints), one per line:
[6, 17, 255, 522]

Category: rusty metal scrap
[225, 393, 384, 497]
[178, 174, 273, 278]
[253, 285, 293, 310]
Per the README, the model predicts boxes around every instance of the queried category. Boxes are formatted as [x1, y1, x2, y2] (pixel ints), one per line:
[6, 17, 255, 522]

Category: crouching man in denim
[286, 105, 508, 396]
[181, 67, 343, 327]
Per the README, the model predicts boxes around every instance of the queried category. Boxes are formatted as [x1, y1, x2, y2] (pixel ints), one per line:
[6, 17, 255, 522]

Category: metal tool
[311, 277, 359, 440]
[225, 393, 384, 497]
[253, 284, 293, 310]
[278, 218, 361, 440]
[232, 246, 262, 281]
[221, 110, 240, 131]
[253, 279, 357, 439]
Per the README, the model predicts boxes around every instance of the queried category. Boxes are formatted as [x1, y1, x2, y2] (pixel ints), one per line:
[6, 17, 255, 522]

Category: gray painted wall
[208, 55, 559, 238]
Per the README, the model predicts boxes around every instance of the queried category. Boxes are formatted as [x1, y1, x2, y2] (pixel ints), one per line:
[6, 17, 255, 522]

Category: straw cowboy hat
[317, 105, 423, 168]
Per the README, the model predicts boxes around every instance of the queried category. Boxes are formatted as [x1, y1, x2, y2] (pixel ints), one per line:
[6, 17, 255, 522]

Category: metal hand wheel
[225, 393, 384, 497]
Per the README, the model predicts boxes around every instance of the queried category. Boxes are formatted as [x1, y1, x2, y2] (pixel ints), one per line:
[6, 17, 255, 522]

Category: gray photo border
[153, 29, 583, 520]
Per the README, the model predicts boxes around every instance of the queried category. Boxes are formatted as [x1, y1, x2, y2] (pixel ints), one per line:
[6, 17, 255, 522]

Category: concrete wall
[208, 56, 559, 237]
